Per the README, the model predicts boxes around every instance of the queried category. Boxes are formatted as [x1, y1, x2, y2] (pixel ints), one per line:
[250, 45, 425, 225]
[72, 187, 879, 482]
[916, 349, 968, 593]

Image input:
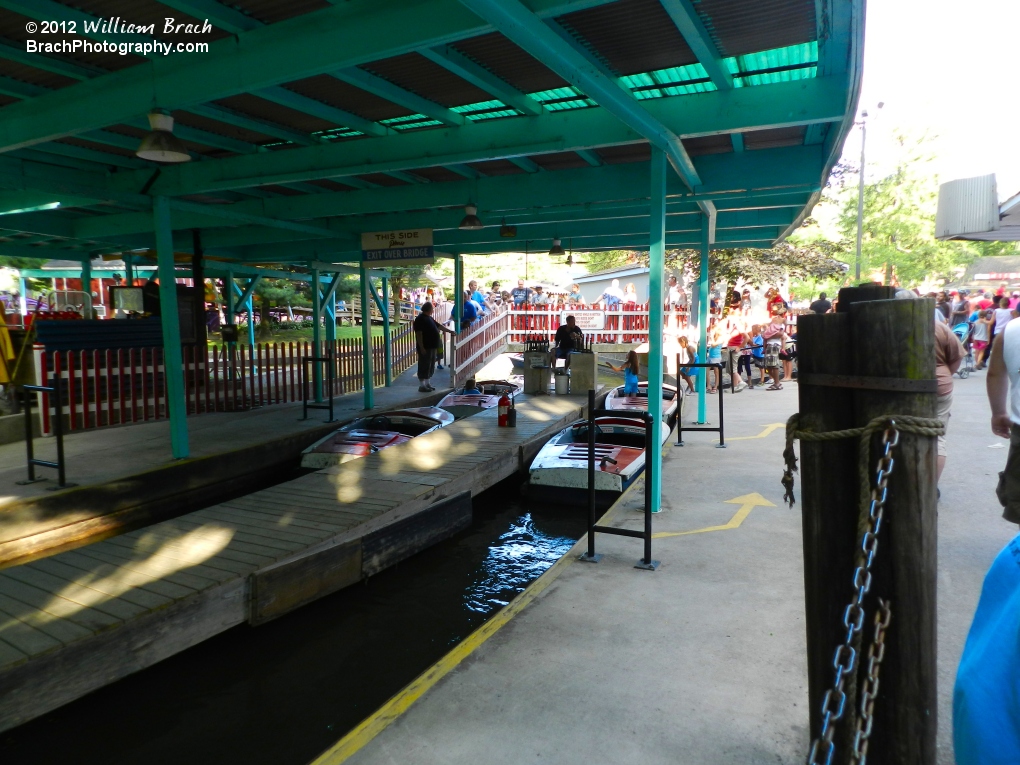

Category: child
[677, 335, 698, 394]
[706, 325, 723, 393]
[974, 310, 993, 369]
[608, 350, 641, 395]
[749, 325, 765, 386]
[736, 325, 758, 389]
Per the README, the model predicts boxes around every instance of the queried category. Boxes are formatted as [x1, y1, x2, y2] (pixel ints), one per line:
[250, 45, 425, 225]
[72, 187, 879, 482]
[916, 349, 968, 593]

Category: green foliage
[582, 250, 634, 274]
[665, 241, 847, 287]
[387, 265, 428, 298]
[833, 133, 980, 286]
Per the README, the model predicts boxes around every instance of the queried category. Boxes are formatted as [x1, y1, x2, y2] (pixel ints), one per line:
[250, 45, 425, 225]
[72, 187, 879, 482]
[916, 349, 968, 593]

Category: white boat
[526, 415, 671, 509]
[438, 379, 521, 419]
[604, 381, 681, 427]
[300, 406, 454, 468]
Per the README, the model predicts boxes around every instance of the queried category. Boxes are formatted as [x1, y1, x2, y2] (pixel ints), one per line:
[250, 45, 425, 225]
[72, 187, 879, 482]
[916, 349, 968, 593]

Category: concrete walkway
[318, 375, 1015, 765]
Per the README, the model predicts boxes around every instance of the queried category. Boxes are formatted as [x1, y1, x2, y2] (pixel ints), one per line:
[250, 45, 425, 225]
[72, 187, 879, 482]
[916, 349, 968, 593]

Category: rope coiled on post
[781, 413, 945, 510]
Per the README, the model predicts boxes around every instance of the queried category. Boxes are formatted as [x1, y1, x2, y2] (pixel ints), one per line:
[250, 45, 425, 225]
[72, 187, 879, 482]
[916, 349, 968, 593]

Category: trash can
[554, 368, 570, 395]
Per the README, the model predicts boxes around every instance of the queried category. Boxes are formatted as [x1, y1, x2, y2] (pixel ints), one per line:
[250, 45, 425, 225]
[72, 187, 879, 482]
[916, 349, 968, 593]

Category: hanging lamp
[136, 110, 191, 164]
[458, 204, 484, 231]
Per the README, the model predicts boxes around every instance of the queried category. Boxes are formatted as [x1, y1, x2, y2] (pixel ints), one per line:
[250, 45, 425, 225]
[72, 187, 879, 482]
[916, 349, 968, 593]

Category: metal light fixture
[458, 204, 483, 231]
[499, 217, 517, 238]
[136, 110, 191, 164]
[548, 238, 565, 256]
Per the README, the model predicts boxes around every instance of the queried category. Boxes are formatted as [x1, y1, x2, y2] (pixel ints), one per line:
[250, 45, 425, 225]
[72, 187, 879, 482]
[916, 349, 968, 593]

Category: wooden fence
[34, 319, 422, 435]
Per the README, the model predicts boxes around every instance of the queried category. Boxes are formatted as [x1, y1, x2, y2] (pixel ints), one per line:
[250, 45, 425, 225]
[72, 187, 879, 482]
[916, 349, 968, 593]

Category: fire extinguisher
[497, 392, 510, 427]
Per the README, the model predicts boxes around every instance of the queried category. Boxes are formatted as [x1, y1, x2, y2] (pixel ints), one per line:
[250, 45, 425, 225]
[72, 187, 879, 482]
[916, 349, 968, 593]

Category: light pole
[855, 102, 883, 283]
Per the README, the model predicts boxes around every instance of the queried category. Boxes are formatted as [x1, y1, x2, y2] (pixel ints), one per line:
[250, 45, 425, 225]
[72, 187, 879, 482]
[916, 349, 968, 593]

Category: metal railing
[301, 354, 337, 422]
[675, 358, 727, 448]
[578, 389, 658, 570]
[17, 380, 75, 489]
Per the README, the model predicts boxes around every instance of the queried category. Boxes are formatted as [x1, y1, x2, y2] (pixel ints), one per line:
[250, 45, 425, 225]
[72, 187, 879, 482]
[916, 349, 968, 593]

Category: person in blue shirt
[468, 280, 489, 314]
[510, 279, 532, 307]
[608, 350, 641, 395]
[953, 533, 1020, 764]
[749, 325, 765, 387]
[461, 290, 478, 326]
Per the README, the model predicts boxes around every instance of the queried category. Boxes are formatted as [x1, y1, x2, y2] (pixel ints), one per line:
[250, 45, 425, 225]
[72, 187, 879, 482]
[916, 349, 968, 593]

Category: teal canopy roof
[0, 0, 864, 268]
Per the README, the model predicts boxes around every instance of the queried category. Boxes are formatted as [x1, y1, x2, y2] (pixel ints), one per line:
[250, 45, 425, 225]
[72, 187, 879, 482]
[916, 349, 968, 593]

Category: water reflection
[464, 512, 577, 614]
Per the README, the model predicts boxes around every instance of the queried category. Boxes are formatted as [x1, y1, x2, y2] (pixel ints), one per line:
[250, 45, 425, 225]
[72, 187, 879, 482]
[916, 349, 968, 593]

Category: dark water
[0, 477, 584, 765]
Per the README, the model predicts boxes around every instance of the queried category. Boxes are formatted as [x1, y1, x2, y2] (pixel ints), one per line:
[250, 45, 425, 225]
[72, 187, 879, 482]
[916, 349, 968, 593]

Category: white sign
[361, 228, 434, 265]
[561, 309, 605, 330]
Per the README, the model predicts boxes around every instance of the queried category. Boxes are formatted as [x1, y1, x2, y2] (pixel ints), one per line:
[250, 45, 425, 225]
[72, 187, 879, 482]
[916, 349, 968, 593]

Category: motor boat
[525, 415, 670, 509]
[300, 406, 454, 468]
[438, 379, 521, 419]
[604, 381, 681, 427]
[509, 353, 525, 370]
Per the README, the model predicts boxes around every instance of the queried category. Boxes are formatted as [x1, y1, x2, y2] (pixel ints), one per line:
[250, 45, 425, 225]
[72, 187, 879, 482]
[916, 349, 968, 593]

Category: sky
[848, 0, 1020, 201]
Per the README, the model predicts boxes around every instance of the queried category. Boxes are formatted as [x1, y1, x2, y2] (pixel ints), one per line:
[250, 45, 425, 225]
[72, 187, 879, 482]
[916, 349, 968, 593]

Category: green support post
[382, 276, 392, 386]
[312, 267, 322, 402]
[224, 269, 235, 381]
[360, 264, 374, 410]
[648, 148, 666, 513]
[18, 277, 27, 316]
[124, 257, 134, 286]
[697, 219, 710, 425]
[453, 255, 463, 333]
[246, 285, 256, 350]
[80, 257, 92, 319]
[153, 196, 189, 459]
[324, 273, 337, 399]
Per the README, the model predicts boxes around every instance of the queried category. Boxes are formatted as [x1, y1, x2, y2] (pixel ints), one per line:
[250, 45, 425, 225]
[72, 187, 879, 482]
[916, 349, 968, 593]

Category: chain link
[806, 424, 899, 765]
[851, 599, 892, 765]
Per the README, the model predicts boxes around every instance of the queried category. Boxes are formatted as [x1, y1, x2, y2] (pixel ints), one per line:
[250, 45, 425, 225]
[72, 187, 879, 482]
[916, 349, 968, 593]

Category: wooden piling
[798, 286, 937, 765]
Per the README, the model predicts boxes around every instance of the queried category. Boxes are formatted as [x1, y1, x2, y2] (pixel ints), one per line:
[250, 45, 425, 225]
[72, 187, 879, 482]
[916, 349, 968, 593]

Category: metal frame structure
[0, 0, 864, 511]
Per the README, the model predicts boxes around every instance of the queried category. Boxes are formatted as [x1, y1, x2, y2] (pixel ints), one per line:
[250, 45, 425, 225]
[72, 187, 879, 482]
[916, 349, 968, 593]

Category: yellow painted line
[311, 498, 627, 765]
[652, 492, 775, 539]
[312, 432, 675, 764]
[725, 423, 786, 441]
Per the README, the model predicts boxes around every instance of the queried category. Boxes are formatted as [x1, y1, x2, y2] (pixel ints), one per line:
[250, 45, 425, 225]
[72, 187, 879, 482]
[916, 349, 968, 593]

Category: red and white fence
[450, 304, 510, 387]
[32, 320, 424, 435]
[508, 304, 690, 344]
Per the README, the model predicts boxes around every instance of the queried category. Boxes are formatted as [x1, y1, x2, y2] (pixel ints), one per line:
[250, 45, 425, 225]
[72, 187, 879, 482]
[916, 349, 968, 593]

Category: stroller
[952, 323, 975, 378]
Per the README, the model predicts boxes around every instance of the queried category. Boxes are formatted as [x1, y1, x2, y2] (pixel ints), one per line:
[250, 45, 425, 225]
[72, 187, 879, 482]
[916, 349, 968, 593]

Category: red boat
[300, 407, 454, 468]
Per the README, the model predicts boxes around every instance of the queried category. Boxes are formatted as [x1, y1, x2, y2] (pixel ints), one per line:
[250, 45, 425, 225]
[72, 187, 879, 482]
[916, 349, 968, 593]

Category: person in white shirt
[601, 278, 624, 308]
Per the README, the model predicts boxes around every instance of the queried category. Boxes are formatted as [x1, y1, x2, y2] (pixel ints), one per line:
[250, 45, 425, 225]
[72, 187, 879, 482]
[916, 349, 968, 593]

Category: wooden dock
[0, 393, 593, 733]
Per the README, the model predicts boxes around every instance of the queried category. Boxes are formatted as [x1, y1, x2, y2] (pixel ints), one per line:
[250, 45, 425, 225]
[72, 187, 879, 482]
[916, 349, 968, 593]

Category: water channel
[0, 476, 585, 765]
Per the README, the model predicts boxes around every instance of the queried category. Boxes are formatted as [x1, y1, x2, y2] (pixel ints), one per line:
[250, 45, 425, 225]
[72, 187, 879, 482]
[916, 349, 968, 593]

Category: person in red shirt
[725, 325, 749, 391]
[979, 292, 995, 311]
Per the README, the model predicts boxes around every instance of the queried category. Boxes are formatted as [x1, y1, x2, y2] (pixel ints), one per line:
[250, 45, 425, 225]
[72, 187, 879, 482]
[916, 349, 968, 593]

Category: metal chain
[806, 424, 899, 765]
[851, 599, 893, 765]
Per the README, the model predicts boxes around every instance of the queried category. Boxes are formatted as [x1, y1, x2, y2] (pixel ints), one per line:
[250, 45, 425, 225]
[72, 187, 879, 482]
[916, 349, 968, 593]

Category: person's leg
[422, 348, 437, 390]
[936, 391, 952, 486]
[417, 349, 431, 391]
[996, 424, 1020, 524]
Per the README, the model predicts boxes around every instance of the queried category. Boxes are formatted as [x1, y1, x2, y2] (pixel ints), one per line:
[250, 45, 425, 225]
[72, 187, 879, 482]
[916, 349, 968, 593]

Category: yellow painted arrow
[652, 492, 776, 538]
[726, 423, 786, 441]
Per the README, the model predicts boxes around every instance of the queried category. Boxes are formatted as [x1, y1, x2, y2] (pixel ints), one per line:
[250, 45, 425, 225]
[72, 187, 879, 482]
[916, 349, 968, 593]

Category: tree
[834, 133, 980, 286]
[583, 242, 847, 292]
[386, 265, 428, 302]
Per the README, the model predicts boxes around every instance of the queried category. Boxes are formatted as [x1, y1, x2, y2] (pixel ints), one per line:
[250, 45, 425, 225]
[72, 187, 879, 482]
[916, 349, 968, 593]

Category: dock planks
[0, 392, 590, 733]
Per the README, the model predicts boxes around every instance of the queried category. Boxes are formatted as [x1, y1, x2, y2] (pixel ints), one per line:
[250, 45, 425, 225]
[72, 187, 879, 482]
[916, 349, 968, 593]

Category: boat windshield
[569, 425, 646, 449]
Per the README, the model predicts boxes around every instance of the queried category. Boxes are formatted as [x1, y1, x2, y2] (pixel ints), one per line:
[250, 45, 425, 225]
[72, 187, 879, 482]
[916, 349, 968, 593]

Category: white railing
[450, 304, 510, 386]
